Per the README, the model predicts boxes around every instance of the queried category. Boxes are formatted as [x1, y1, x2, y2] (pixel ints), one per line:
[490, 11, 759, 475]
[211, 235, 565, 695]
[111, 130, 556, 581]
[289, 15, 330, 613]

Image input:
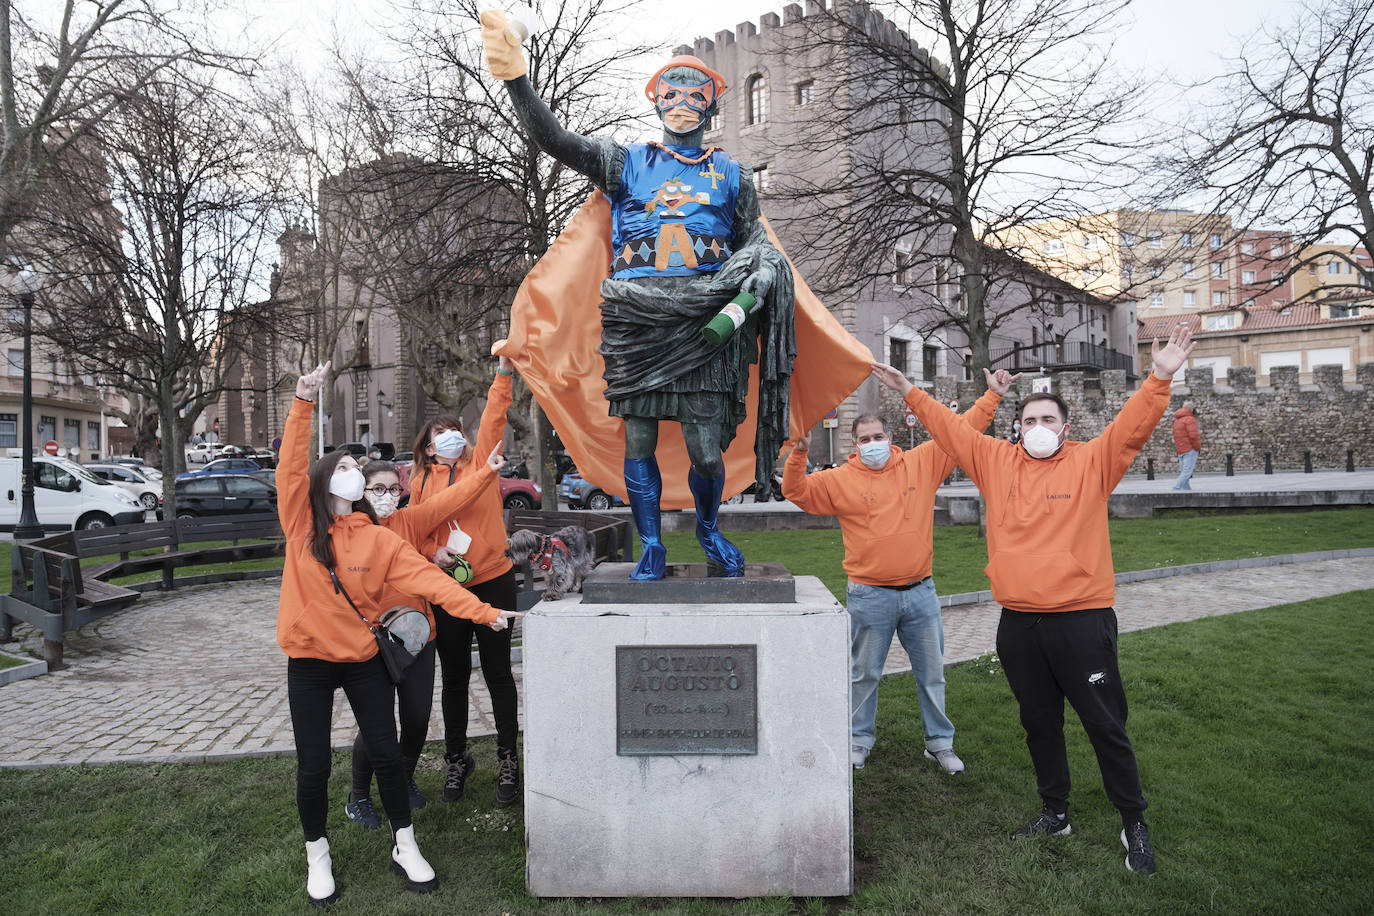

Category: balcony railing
[987, 341, 1136, 375]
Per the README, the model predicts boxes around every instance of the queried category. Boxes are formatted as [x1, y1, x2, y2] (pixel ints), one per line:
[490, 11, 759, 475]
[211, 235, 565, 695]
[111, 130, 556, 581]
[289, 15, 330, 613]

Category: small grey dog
[506, 526, 596, 600]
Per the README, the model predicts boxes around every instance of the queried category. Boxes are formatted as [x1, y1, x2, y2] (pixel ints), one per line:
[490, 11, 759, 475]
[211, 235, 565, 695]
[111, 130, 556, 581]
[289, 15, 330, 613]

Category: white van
[0, 456, 146, 532]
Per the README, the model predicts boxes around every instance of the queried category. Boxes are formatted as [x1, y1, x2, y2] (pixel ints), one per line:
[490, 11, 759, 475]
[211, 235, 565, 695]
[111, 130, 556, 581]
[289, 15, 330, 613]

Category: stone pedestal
[523, 567, 853, 898]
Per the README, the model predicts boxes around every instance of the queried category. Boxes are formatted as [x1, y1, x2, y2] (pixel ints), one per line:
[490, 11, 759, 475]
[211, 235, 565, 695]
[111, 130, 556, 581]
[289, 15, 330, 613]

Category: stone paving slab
[1, 556, 1372, 768]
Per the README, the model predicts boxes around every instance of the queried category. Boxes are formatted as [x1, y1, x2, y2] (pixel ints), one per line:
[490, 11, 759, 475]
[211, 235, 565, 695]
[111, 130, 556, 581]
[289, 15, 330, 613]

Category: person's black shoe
[1122, 821, 1157, 874]
[344, 793, 381, 830]
[442, 751, 475, 803]
[1012, 805, 1072, 838]
[407, 776, 427, 810]
[495, 746, 521, 806]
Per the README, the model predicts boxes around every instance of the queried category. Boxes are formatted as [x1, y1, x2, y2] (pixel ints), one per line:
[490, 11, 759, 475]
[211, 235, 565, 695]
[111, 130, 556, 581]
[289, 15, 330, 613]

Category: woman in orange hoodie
[278, 364, 519, 906]
[407, 357, 523, 806]
[343, 443, 506, 830]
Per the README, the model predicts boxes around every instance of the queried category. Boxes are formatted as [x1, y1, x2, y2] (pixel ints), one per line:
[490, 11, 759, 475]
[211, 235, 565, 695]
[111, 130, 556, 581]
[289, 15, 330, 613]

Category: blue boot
[688, 468, 744, 577]
[624, 457, 667, 580]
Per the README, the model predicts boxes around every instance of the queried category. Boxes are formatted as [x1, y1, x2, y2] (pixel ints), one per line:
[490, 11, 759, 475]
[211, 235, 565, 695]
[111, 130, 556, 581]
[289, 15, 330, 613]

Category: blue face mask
[858, 440, 891, 470]
[433, 429, 466, 460]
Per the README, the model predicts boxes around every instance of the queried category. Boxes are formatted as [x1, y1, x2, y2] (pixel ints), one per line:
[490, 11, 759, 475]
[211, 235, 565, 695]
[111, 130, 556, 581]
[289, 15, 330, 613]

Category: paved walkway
[2, 553, 1372, 768]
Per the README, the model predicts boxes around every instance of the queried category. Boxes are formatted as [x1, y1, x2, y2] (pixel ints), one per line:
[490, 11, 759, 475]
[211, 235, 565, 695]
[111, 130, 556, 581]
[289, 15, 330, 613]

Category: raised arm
[873, 363, 1002, 488]
[391, 445, 504, 544]
[781, 433, 838, 515]
[924, 385, 1006, 481]
[473, 363, 515, 466]
[276, 363, 329, 540]
[1092, 324, 1196, 491]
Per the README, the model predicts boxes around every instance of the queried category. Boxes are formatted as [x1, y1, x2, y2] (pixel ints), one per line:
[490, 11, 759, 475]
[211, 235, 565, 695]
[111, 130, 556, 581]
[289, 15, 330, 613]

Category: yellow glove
[480, 9, 528, 81]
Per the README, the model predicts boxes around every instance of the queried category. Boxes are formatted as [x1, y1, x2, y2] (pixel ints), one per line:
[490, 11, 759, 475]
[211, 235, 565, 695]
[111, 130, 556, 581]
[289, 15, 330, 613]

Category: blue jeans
[1174, 449, 1198, 490]
[847, 578, 954, 753]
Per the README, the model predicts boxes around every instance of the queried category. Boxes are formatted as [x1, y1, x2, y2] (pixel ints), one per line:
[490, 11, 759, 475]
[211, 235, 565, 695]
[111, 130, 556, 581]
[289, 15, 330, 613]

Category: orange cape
[493, 191, 873, 509]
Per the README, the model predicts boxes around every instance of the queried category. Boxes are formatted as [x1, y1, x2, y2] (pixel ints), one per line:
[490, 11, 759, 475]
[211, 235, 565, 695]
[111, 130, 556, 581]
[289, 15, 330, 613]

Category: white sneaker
[305, 836, 339, 906]
[924, 747, 965, 775]
[850, 745, 870, 769]
[390, 824, 438, 893]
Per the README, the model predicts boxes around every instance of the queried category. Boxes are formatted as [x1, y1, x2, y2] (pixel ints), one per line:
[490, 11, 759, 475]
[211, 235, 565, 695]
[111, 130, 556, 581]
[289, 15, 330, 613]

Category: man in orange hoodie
[783, 370, 1016, 775]
[1171, 401, 1201, 490]
[873, 324, 1195, 877]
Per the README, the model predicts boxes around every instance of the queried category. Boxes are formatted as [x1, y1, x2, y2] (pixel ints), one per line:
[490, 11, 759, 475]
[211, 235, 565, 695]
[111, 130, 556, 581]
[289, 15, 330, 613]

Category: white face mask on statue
[858, 440, 891, 470]
[329, 466, 367, 502]
[1020, 424, 1064, 459]
[433, 429, 466, 460]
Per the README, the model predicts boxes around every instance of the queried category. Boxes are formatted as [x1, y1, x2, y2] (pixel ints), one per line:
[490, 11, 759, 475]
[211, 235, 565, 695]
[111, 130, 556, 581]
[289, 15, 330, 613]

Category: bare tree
[33, 55, 289, 504]
[769, 0, 1144, 383]
[1163, 0, 1374, 294]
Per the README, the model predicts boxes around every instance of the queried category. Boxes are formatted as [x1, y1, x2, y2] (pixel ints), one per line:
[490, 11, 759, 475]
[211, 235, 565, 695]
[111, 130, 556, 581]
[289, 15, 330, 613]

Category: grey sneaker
[850, 745, 870, 769]
[924, 748, 965, 775]
[1122, 822, 1157, 874]
[1013, 805, 1071, 838]
[344, 793, 381, 830]
[442, 751, 475, 804]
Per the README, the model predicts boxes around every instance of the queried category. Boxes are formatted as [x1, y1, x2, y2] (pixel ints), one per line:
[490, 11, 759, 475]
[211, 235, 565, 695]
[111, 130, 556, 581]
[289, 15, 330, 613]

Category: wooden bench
[505, 509, 634, 609]
[1, 542, 140, 669]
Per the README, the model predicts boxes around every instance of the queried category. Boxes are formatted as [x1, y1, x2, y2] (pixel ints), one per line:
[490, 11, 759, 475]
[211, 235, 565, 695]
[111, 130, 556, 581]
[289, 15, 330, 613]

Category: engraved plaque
[615, 645, 758, 755]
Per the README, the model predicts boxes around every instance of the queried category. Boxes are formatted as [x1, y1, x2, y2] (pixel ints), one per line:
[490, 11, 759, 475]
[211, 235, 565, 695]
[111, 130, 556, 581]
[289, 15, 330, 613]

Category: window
[1181, 232, 1194, 248]
[705, 111, 722, 133]
[889, 338, 909, 375]
[922, 346, 939, 381]
[1083, 234, 1104, 250]
[1204, 313, 1238, 331]
[747, 74, 767, 125]
[38, 415, 55, 443]
[1212, 291, 1227, 306]
[0, 413, 15, 449]
[87, 420, 100, 451]
[795, 80, 814, 106]
[180, 478, 220, 497]
[1272, 298, 1286, 306]
[1260, 350, 1302, 375]
[1308, 346, 1352, 370]
[1054, 294, 1065, 317]
[752, 164, 770, 194]
[63, 418, 80, 447]
[1182, 261, 1195, 277]
[1329, 303, 1361, 319]
[1149, 264, 1163, 279]
[7, 349, 22, 378]
[1043, 239, 1065, 255]
[35, 462, 75, 491]
[1122, 262, 1134, 279]
[1242, 269, 1256, 284]
[1120, 231, 1136, 247]
[1241, 241, 1255, 255]
[1211, 262, 1224, 278]
[1149, 292, 1163, 309]
[1183, 290, 1196, 307]
[355, 319, 369, 366]
[1211, 233, 1223, 249]
[1308, 264, 1317, 275]
[894, 249, 913, 285]
[1270, 242, 1284, 257]
[1328, 260, 1341, 274]
[1147, 232, 1162, 248]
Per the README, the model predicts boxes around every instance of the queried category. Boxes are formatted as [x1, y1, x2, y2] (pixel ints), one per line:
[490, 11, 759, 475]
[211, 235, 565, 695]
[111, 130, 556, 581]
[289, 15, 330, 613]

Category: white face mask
[433, 429, 466, 460]
[858, 440, 891, 470]
[329, 466, 366, 502]
[366, 490, 399, 519]
[1021, 424, 1064, 459]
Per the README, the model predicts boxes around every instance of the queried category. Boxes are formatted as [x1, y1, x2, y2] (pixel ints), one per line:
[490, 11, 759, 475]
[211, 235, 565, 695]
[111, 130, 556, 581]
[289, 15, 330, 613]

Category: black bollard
[1304, 450, 1313, 473]
[1265, 452, 1273, 475]
[1146, 457, 1155, 481]
[1348, 449, 1356, 472]
[1226, 453, 1234, 476]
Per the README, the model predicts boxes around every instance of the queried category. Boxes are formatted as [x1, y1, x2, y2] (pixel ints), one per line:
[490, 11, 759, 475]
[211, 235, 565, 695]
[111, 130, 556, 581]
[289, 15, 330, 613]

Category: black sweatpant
[351, 639, 438, 798]
[287, 654, 410, 841]
[434, 568, 518, 755]
[995, 606, 1147, 824]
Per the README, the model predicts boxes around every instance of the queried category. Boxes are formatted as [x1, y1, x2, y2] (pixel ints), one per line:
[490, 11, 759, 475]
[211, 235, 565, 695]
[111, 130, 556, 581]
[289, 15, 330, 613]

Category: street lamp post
[6, 264, 45, 539]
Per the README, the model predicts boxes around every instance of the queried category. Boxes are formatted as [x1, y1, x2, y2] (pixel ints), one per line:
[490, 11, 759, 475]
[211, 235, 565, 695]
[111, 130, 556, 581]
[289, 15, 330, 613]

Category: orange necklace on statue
[650, 141, 722, 165]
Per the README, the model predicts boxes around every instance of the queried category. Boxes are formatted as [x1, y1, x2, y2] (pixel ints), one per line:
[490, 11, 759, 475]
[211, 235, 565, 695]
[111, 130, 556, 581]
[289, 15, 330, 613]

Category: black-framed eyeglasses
[366, 484, 403, 497]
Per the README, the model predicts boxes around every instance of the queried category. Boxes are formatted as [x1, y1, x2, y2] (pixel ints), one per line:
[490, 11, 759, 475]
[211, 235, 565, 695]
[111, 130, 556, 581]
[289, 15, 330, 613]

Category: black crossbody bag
[329, 568, 430, 684]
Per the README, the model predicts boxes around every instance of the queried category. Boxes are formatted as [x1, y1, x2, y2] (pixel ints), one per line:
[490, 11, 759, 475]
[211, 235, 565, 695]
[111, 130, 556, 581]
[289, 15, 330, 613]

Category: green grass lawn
[667, 506, 1374, 599]
[0, 650, 24, 670]
[0, 590, 1369, 914]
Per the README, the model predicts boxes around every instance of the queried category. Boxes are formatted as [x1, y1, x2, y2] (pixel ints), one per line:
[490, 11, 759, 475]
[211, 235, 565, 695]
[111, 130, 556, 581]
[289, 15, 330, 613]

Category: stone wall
[872, 362, 1374, 473]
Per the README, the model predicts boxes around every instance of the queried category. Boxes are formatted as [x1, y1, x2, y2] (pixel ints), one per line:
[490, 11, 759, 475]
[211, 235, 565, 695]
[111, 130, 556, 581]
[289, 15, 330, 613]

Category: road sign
[821, 418, 838, 429]
[272, 437, 282, 450]
[43, 440, 58, 455]
[904, 411, 917, 428]
[1032, 377, 1052, 394]
[824, 408, 838, 420]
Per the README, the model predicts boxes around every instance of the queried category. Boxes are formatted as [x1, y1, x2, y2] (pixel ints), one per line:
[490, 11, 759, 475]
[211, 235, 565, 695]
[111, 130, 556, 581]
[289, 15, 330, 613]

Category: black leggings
[287, 654, 410, 840]
[434, 568, 518, 754]
[351, 639, 437, 798]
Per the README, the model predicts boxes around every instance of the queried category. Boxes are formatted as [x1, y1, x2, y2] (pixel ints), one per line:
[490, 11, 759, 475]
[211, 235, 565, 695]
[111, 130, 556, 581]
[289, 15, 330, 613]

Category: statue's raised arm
[482, 11, 796, 582]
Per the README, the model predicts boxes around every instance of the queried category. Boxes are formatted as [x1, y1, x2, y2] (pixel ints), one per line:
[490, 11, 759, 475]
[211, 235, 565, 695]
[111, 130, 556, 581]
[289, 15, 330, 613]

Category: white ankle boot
[390, 824, 438, 893]
[305, 836, 339, 906]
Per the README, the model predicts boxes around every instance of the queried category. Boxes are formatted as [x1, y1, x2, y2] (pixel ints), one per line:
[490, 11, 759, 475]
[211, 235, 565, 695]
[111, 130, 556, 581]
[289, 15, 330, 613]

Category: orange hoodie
[782, 390, 1001, 585]
[409, 373, 515, 588]
[906, 374, 1172, 613]
[1172, 407, 1200, 455]
[275, 398, 499, 662]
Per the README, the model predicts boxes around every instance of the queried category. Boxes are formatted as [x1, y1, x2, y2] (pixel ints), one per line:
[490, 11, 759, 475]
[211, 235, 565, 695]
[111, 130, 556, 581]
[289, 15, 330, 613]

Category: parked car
[184, 443, 216, 464]
[111, 455, 149, 468]
[214, 444, 251, 460]
[173, 474, 277, 518]
[87, 463, 163, 512]
[0, 456, 145, 530]
[175, 457, 264, 481]
[559, 469, 624, 510]
[499, 476, 542, 510]
[248, 448, 277, 469]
